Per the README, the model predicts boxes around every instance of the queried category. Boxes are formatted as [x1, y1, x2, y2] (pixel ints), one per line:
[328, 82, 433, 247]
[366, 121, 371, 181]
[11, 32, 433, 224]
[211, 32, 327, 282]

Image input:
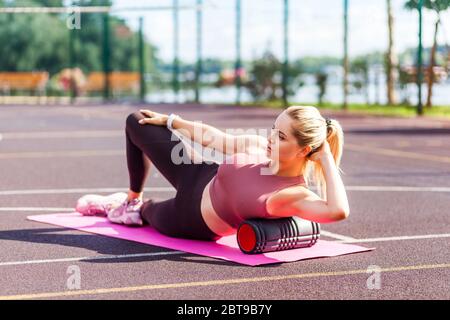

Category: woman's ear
[299, 145, 312, 158]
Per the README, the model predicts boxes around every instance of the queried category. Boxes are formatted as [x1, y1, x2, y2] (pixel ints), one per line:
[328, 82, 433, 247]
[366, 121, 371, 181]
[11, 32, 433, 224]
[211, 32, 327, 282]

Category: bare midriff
[200, 178, 236, 237]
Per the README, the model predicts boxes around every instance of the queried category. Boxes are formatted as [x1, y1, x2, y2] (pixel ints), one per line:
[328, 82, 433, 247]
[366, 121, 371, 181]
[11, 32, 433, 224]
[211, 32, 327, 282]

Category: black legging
[125, 111, 222, 241]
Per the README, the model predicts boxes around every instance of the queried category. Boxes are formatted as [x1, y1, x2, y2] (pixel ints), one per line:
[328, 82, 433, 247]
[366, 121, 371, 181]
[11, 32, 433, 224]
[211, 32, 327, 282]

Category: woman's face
[266, 111, 310, 162]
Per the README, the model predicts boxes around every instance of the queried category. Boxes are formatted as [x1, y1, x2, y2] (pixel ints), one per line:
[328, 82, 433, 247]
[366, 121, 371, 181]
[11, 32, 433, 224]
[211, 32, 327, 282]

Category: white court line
[5, 204, 450, 243]
[345, 186, 450, 192]
[0, 187, 174, 196]
[346, 143, 450, 164]
[0, 130, 122, 139]
[7, 205, 447, 244]
[0, 251, 184, 267]
[0, 233, 449, 268]
[0, 207, 74, 212]
[0, 205, 354, 241]
[320, 231, 356, 242]
[0, 150, 124, 159]
[1, 185, 450, 196]
[337, 233, 450, 244]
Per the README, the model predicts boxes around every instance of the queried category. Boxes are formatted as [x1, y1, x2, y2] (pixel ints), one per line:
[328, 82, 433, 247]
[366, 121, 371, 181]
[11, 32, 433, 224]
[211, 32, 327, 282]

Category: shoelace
[126, 198, 143, 212]
[105, 200, 128, 216]
[107, 198, 143, 217]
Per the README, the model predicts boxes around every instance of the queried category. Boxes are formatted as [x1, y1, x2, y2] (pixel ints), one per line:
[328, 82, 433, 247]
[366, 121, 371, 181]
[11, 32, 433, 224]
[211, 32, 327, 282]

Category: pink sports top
[208, 153, 306, 229]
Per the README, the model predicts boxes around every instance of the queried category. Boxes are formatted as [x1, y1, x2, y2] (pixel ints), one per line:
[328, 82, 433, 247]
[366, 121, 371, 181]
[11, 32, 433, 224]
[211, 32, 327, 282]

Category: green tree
[386, 0, 398, 104]
[398, 67, 412, 105]
[0, 0, 159, 75]
[0, 0, 68, 73]
[315, 71, 328, 106]
[350, 57, 370, 105]
[294, 56, 341, 73]
[244, 50, 303, 102]
[35, 0, 65, 6]
[405, 0, 450, 107]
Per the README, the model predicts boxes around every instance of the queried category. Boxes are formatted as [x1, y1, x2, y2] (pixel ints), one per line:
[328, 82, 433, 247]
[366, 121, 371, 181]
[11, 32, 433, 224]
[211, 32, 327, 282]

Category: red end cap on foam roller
[237, 223, 257, 253]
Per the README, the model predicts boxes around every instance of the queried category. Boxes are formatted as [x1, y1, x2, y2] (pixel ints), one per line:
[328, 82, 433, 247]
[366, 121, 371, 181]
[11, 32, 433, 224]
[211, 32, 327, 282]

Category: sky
[112, 0, 450, 63]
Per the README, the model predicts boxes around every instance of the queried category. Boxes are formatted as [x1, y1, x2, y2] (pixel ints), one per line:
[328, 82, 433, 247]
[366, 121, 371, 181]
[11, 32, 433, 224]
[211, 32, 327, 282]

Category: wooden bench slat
[0, 72, 49, 90]
[84, 72, 140, 92]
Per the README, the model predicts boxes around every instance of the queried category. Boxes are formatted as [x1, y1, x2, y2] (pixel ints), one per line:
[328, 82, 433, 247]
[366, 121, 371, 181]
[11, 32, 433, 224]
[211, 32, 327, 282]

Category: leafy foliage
[404, 0, 450, 12]
[0, 0, 159, 74]
[243, 50, 303, 101]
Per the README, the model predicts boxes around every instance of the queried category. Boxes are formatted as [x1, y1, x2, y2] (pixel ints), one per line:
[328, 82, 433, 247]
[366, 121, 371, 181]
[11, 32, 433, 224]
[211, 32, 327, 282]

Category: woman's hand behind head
[308, 140, 332, 163]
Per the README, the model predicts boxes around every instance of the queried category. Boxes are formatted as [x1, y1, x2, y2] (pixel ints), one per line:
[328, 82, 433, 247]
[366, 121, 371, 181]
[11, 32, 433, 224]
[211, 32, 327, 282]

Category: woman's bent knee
[126, 111, 144, 129]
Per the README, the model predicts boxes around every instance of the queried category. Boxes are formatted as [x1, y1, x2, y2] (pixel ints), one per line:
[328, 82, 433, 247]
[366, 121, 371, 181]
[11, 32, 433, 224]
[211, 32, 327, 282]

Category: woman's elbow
[331, 209, 350, 222]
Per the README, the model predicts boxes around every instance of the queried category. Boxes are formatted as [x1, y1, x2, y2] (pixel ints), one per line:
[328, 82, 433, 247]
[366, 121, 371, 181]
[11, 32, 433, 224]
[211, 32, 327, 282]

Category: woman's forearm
[320, 154, 350, 215]
[171, 115, 228, 151]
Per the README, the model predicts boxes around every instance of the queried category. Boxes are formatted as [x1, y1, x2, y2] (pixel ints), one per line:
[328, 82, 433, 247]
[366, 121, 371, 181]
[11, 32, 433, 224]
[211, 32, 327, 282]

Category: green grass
[231, 100, 450, 119]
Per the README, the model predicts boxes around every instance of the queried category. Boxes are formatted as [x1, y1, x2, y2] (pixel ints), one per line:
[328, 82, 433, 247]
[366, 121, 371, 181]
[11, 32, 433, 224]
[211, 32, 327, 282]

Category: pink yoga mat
[27, 212, 375, 266]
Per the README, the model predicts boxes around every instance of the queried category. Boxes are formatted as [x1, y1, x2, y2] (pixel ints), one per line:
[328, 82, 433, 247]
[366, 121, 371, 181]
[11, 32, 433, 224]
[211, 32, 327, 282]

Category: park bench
[0, 72, 49, 95]
[84, 72, 140, 94]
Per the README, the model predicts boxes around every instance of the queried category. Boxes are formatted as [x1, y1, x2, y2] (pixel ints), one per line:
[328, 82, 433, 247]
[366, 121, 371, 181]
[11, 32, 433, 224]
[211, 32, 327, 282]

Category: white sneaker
[107, 198, 144, 226]
[75, 192, 128, 216]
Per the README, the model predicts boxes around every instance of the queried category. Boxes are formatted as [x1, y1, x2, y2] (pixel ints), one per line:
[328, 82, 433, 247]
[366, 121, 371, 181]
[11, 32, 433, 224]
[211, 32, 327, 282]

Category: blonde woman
[76, 106, 350, 241]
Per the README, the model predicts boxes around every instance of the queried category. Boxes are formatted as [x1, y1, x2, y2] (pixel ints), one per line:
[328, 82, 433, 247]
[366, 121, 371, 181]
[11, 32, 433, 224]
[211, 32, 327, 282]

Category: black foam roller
[237, 217, 320, 254]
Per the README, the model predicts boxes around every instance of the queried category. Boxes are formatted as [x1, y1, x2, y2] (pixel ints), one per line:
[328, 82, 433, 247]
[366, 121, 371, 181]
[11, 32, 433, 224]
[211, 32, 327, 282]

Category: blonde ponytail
[314, 118, 345, 200]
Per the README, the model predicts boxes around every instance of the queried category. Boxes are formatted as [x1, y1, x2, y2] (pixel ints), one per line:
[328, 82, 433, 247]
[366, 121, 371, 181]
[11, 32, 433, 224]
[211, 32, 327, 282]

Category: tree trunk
[373, 65, 379, 105]
[343, 0, 349, 110]
[426, 19, 439, 108]
[386, 0, 398, 105]
[365, 68, 370, 105]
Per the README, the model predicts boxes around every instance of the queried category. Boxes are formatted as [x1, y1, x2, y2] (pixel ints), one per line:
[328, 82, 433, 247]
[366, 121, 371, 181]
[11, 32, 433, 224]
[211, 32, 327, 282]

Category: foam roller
[237, 217, 320, 254]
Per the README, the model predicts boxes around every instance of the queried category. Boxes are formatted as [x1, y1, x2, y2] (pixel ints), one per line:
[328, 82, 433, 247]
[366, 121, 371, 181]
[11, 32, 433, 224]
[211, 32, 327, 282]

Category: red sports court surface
[0, 103, 449, 299]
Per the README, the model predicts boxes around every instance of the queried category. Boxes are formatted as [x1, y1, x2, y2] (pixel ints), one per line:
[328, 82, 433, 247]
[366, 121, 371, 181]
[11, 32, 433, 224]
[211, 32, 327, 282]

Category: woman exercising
[76, 105, 349, 241]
